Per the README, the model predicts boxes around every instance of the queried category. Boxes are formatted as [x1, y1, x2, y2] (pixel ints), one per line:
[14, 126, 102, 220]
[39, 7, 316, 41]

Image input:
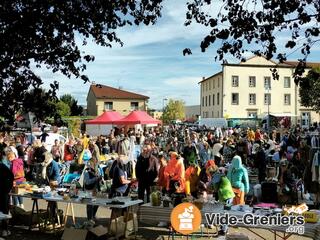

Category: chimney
[91, 81, 96, 85]
[202, 77, 205, 80]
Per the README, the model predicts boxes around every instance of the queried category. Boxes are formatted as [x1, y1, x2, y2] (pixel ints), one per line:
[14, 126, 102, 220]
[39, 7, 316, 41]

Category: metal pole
[267, 88, 270, 136]
[162, 98, 167, 128]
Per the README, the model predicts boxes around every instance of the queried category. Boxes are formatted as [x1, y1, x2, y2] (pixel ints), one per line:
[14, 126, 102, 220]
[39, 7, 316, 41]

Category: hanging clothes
[312, 150, 320, 183]
[311, 136, 320, 148]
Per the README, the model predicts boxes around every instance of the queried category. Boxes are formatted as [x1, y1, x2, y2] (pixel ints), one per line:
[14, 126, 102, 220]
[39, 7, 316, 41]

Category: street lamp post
[265, 87, 270, 135]
[162, 98, 168, 127]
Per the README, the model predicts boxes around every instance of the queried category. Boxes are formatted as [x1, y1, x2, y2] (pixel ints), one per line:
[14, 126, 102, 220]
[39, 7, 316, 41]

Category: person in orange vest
[185, 159, 201, 198]
[164, 152, 186, 195]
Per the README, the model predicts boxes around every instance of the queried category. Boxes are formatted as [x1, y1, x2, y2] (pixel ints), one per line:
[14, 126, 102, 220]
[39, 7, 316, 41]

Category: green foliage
[55, 101, 71, 117]
[22, 88, 58, 124]
[162, 99, 185, 123]
[0, 1, 162, 123]
[185, 0, 320, 81]
[299, 68, 320, 112]
[60, 94, 83, 116]
[66, 118, 81, 138]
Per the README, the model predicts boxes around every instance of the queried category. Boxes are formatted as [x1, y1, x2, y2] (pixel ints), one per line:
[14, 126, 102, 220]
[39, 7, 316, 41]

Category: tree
[22, 88, 58, 124]
[60, 94, 83, 116]
[299, 68, 320, 112]
[184, 0, 320, 81]
[163, 99, 185, 123]
[55, 101, 71, 117]
[0, 1, 163, 124]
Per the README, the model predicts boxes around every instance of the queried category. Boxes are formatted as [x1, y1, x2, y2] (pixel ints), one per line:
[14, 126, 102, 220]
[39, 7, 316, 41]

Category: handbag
[82, 149, 92, 162]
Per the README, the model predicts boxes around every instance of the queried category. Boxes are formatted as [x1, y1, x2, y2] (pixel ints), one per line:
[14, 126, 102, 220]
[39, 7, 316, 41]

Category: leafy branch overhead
[299, 68, 320, 112]
[0, 0, 163, 123]
[184, 0, 320, 81]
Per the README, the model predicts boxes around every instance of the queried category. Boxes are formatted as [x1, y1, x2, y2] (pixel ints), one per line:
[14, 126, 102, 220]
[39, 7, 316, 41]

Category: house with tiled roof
[86, 84, 149, 116]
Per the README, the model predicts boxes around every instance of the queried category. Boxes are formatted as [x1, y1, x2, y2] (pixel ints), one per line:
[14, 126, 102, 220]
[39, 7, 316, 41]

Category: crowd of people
[0, 123, 320, 236]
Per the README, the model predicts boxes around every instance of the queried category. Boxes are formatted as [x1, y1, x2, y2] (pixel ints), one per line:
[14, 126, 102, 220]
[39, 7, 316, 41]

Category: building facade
[87, 84, 149, 116]
[184, 105, 200, 121]
[199, 56, 320, 127]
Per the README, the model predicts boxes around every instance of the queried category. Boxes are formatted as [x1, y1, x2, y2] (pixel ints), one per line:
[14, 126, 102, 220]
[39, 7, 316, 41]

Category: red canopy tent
[114, 111, 161, 125]
[85, 111, 122, 124]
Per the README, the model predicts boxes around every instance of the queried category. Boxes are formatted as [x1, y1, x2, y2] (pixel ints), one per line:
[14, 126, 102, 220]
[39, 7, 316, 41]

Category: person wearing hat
[227, 155, 249, 205]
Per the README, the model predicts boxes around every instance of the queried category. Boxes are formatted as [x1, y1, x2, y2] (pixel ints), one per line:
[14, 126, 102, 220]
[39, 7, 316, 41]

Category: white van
[198, 118, 227, 128]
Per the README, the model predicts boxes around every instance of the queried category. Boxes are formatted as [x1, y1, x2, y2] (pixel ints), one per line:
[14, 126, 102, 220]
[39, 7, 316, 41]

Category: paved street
[4, 199, 312, 240]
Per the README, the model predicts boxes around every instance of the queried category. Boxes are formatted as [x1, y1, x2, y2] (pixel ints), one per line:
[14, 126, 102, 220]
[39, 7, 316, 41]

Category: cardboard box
[61, 228, 88, 240]
[89, 225, 108, 237]
[109, 215, 138, 237]
[302, 211, 319, 223]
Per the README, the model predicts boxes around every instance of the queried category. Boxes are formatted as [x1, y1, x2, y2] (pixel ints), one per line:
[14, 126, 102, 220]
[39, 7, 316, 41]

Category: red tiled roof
[283, 61, 320, 69]
[90, 84, 149, 100]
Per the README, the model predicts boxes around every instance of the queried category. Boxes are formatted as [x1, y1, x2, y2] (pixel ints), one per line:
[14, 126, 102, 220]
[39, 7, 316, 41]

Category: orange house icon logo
[170, 202, 202, 235]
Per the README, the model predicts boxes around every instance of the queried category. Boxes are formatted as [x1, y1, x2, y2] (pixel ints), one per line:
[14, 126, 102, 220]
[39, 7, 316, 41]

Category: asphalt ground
[3, 199, 312, 240]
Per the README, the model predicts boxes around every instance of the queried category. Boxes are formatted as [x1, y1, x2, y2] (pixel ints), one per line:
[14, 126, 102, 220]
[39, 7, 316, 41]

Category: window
[264, 76, 271, 89]
[248, 111, 257, 118]
[212, 94, 215, 105]
[232, 75, 239, 87]
[202, 97, 204, 107]
[249, 94, 256, 105]
[264, 93, 271, 105]
[131, 102, 139, 110]
[232, 93, 239, 105]
[213, 80, 215, 89]
[249, 76, 256, 87]
[284, 94, 291, 105]
[284, 77, 291, 88]
[104, 102, 113, 110]
[217, 93, 220, 105]
[218, 78, 220, 87]
[209, 95, 211, 106]
[209, 81, 211, 90]
[205, 96, 208, 106]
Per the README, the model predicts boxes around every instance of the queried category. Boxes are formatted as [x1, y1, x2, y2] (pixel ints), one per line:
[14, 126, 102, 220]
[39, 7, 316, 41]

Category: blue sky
[36, 0, 320, 110]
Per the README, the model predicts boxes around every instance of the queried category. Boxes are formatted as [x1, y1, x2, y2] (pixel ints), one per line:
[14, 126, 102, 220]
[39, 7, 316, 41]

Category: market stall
[10, 185, 142, 238]
[85, 111, 122, 136]
[138, 201, 320, 240]
[114, 110, 161, 125]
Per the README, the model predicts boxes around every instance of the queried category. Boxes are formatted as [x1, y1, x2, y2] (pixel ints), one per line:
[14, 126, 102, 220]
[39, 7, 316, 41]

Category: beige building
[87, 84, 149, 116]
[199, 56, 320, 127]
[150, 111, 163, 120]
[184, 105, 200, 120]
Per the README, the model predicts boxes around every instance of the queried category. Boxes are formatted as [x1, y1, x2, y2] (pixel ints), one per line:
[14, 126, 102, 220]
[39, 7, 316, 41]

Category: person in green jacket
[211, 168, 235, 235]
[227, 155, 249, 205]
